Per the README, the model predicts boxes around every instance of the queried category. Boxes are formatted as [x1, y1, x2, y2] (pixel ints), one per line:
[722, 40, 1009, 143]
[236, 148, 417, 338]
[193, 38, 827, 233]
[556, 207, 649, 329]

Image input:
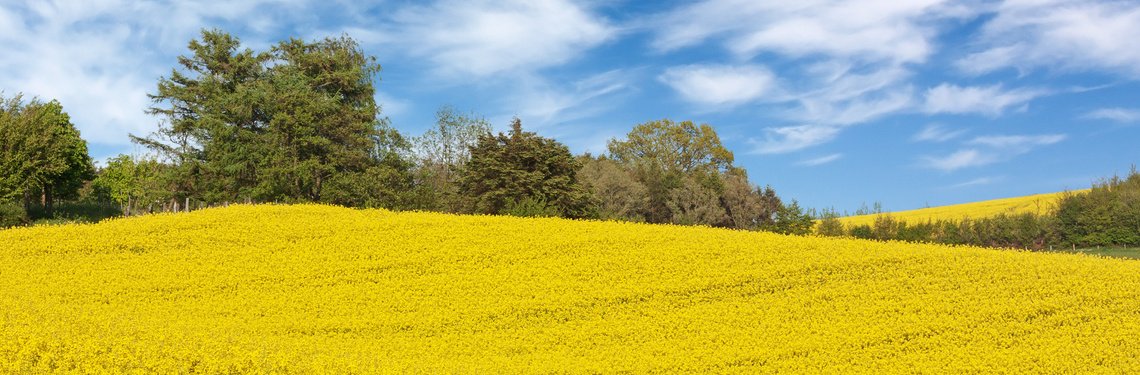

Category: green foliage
[849, 224, 874, 240]
[666, 176, 727, 226]
[720, 171, 781, 230]
[829, 211, 1061, 249]
[139, 29, 409, 207]
[607, 119, 734, 224]
[91, 154, 176, 215]
[872, 215, 900, 241]
[25, 202, 120, 224]
[0, 94, 95, 215]
[504, 196, 563, 218]
[577, 155, 647, 222]
[814, 209, 845, 237]
[1055, 169, 1140, 247]
[589, 119, 789, 231]
[770, 200, 815, 235]
[0, 202, 28, 228]
[413, 106, 492, 212]
[459, 118, 594, 218]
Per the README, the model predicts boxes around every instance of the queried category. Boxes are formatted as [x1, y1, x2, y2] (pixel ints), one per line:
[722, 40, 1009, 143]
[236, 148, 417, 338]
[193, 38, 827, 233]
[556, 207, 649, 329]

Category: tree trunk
[43, 185, 54, 218]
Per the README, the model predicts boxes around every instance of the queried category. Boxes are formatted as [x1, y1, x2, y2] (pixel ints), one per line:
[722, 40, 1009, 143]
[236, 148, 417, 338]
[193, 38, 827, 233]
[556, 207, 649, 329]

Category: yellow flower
[1, 203, 1137, 372]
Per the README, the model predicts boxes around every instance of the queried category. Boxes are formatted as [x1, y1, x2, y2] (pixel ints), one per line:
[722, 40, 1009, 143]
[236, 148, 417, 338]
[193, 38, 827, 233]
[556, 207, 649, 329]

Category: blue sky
[2, 0, 1139, 213]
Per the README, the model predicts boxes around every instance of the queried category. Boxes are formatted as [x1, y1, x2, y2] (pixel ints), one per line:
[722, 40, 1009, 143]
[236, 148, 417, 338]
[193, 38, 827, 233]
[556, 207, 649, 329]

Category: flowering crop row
[836, 190, 1079, 227]
[1, 204, 1138, 372]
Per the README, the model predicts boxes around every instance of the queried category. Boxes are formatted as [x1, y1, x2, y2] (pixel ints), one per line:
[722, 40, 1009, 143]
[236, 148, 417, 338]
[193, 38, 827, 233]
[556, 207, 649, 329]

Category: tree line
[0, 29, 814, 234]
[815, 168, 1140, 249]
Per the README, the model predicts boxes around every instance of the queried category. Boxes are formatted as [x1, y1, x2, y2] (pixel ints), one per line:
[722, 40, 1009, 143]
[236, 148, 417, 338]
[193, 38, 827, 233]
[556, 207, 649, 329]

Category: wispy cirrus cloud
[797, 153, 843, 166]
[387, 0, 615, 78]
[749, 125, 842, 154]
[922, 149, 995, 171]
[913, 124, 966, 142]
[945, 176, 1002, 189]
[650, 0, 976, 64]
[967, 134, 1067, 149]
[657, 64, 779, 108]
[922, 133, 1066, 171]
[958, 0, 1140, 78]
[506, 70, 634, 127]
[1082, 107, 1140, 124]
[922, 83, 1049, 116]
[650, 1, 982, 155]
[0, 0, 314, 156]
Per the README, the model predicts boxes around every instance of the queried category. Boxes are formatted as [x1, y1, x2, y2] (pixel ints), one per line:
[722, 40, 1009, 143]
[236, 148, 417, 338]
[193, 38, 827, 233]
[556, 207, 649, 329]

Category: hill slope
[2, 204, 1139, 372]
[837, 190, 1079, 227]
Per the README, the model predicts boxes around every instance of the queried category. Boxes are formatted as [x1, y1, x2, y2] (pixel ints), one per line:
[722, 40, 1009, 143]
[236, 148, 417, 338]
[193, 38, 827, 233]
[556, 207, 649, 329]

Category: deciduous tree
[0, 94, 94, 216]
[607, 119, 735, 224]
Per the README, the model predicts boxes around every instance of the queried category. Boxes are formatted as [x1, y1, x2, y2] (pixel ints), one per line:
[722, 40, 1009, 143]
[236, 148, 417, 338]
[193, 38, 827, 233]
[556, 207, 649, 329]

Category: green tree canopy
[606, 119, 737, 223]
[91, 154, 174, 215]
[414, 105, 493, 212]
[0, 94, 94, 215]
[138, 29, 408, 207]
[577, 155, 647, 222]
[459, 118, 593, 218]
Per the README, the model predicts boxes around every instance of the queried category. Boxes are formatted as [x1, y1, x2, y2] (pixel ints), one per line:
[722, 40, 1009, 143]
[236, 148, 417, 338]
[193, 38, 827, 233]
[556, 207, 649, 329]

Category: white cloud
[767, 64, 914, 151]
[968, 134, 1066, 149]
[658, 61, 915, 153]
[505, 70, 633, 127]
[0, 0, 314, 152]
[749, 125, 841, 154]
[946, 176, 1001, 189]
[922, 83, 1048, 116]
[389, 0, 615, 77]
[796, 85, 913, 126]
[922, 149, 995, 171]
[658, 64, 778, 108]
[0, 6, 21, 39]
[651, 0, 975, 64]
[1083, 107, 1140, 123]
[650, 0, 943, 152]
[954, 44, 1025, 76]
[797, 153, 843, 166]
[913, 124, 966, 142]
[797, 63, 912, 103]
[375, 91, 411, 118]
[922, 133, 1066, 171]
[959, 0, 1140, 77]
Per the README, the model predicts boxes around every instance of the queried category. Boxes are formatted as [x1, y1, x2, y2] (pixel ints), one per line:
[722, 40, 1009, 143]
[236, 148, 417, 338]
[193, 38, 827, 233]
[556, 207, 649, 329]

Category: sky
[2, 0, 1139, 213]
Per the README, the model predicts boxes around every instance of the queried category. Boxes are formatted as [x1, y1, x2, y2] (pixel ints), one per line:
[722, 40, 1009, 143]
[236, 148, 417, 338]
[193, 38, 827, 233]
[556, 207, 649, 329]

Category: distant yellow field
[836, 190, 1082, 227]
[2, 204, 1139, 372]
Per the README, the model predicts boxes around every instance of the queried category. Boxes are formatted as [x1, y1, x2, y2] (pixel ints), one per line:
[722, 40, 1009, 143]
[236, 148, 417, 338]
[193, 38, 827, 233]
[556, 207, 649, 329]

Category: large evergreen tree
[459, 118, 593, 218]
[139, 29, 408, 206]
[139, 29, 269, 202]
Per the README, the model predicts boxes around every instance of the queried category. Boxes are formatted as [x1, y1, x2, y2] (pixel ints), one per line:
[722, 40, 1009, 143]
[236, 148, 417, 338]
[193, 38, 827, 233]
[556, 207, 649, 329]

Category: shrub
[0, 203, 29, 228]
[505, 197, 562, 218]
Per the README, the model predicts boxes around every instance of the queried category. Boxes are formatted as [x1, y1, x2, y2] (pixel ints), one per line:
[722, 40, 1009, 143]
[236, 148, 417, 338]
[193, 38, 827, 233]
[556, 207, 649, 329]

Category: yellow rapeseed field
[836, 190, 1082, 227]
[2, 204, 1139, 373]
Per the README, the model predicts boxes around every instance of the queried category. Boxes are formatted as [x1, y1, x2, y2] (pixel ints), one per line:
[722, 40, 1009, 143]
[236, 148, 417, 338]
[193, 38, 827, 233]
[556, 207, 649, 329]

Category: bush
[849, 224, 874, 240]
[0, 203, 29, 228]
[25, 202, 121, 223]
[816, 216, 845, 237]
[504, 197, 562, 218]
